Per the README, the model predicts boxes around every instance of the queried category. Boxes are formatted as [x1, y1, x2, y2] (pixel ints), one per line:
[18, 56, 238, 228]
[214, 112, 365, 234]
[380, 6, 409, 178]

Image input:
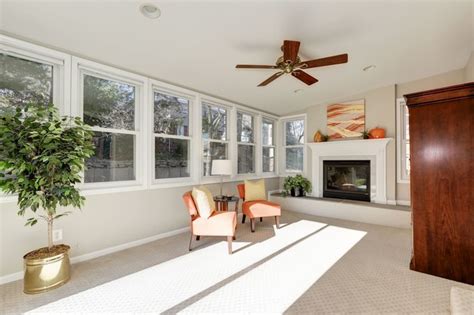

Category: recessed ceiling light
[140, 3, 161, 19]
[363, 65, 376, 72]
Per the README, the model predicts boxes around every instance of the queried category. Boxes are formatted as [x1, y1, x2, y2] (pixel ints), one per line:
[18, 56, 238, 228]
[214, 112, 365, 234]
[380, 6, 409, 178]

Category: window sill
[0, 175, 281, 203]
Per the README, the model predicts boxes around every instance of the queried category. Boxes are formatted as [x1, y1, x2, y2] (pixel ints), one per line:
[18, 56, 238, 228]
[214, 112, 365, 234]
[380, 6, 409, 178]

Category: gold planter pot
[23, 245, 71, 294]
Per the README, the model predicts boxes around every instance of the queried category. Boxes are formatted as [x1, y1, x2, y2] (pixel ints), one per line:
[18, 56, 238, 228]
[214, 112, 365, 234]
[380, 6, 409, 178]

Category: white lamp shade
[211, 159, 232, 176]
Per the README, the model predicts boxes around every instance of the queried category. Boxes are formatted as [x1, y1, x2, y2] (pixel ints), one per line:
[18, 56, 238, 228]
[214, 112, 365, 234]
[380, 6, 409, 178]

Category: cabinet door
[409, 98, 473, 284]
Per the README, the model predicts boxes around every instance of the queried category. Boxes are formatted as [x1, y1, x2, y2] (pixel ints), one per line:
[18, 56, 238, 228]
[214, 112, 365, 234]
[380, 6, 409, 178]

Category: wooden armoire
[404, 83, 473, 285]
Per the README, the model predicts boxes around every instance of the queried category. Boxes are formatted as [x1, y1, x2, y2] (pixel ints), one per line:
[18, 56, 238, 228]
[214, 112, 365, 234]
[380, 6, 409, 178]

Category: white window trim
[71, 57, 148, 191]
[280, 114, 307, 176]
[397, 97, 410, 183]
[236, 110, 256, 175]
[0, 34, 71, 115]
[0, 35, 71, 199]
[0, 35, 281, 201]
[200, 99, 232, 180]
[149, 82, 197, 186]
[261, 116, 277, 175]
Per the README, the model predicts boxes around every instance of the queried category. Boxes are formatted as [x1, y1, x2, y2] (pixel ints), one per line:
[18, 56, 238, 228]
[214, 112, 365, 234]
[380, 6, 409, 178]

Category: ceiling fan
[236, 40, 348, 87]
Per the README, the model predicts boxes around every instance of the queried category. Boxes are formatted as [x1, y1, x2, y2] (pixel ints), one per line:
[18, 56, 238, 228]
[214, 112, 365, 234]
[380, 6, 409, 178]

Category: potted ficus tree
[0, 104, 94, 294]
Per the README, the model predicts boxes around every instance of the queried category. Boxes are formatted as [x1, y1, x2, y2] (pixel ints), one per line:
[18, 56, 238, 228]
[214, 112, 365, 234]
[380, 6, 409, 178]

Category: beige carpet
[1, 210, 472, 314]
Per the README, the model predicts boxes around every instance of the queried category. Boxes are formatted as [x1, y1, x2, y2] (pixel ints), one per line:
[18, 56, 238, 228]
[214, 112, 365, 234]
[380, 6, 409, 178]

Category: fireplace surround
[307, 138, 392, 204]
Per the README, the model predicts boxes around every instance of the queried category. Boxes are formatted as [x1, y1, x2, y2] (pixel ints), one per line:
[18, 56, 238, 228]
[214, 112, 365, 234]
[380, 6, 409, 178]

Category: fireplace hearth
[323, 160, 370, 202]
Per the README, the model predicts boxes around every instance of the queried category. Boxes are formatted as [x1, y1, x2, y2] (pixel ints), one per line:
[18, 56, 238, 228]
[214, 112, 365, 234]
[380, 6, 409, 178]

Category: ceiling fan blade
[283, 40, 300, 64]
[258, 72, 284, 86]
[291, 70, 318, 85]
[298, 53, 348, 69]
[236, 64, 278, 69]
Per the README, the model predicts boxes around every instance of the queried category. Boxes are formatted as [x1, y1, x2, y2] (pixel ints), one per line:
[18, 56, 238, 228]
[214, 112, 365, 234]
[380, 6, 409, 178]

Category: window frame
[396, 98, 410, 183]
[236, 110, 256, 175]
[0, 34, 71, 115]
[150, 84, 196, 186]
[0, 35, 281, 202]
[261, 116, 277, 175]
[0, 35, 71, 200]
[280, 114, 307, 175]
[200, 99, 231, 178]
[71, 57, 148, 191]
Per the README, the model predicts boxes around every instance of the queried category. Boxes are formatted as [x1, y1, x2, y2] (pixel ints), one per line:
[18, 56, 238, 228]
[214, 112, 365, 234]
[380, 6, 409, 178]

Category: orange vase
[369, 127, 385, 139]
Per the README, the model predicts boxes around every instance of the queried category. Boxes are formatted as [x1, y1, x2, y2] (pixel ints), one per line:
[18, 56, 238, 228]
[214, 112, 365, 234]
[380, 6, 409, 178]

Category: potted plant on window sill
[0, 104, 94, 294]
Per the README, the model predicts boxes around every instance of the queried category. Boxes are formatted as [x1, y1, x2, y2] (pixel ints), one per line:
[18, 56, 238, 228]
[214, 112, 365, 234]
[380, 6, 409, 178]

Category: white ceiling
[1, 0, 472, 115]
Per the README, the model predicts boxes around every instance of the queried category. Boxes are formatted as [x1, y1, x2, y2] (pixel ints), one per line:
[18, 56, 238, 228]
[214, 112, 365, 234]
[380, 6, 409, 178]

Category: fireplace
[323, 160, 371, 202]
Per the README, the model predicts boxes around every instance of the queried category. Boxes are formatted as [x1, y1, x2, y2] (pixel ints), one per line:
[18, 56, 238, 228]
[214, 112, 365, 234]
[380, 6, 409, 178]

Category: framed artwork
[327, 99, 365, 140]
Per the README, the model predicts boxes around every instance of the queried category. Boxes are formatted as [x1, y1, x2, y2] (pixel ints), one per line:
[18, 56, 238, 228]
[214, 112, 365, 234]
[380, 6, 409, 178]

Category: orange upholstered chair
[237, 184, 281, 232]
[182, 191, 237, 254]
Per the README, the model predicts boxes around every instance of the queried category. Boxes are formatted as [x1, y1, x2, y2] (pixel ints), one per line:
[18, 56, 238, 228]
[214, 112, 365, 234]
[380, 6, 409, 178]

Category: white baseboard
[0, 226, 190, 285]
[387, 199, 397, 205]
[397, 200, 411, 206]
[0, 271, 23, 286]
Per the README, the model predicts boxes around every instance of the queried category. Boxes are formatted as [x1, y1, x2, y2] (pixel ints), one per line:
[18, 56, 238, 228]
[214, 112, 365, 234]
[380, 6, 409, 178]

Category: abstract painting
[327, 99, 365, 140]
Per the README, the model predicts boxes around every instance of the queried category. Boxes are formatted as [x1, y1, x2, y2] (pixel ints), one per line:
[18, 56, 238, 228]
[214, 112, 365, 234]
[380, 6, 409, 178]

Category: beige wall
[396, 68, 465, 98]
[465, 52, 474, 82]
[296, 85, 397, 203]
[0, 178, 279, 278]
[395, 68, 466, 201]
[293, 67, 469, 204]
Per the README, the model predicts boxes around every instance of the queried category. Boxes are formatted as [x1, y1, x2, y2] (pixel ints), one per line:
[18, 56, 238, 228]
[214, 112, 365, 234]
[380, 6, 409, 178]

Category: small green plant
[0, 104, 94, 250]
[293, 174, 312, 194]
[362, 130, 370, 139]
[283, 176, 296, 194]
[283, 174, 312, 196]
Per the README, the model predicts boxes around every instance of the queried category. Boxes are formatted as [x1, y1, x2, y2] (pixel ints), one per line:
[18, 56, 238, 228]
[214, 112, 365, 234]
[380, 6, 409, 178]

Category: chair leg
[275, 216, 280, 229]
[242, 214, 246, 224]
[250, 218, 255, 233]
[260, 217, 263, 222]
[189, 233, 193, 251]
[196, 235, 200, 241]
[227, 236, 233, 255]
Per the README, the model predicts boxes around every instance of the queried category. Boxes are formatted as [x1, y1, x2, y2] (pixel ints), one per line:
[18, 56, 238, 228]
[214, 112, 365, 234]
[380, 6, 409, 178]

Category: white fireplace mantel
[307, 138, 392, 204]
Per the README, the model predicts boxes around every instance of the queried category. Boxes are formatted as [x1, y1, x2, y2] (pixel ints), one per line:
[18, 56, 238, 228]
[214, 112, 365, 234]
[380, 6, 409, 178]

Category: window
[284, 118, 305, 172]
[153, 91, 191, 180]
[237, 111, 255, 174]
[262, 118, 275, 173]
[1, 36, 70, 198]
[397, 98, 410, 182]
[202, 102, 228, 176]
[0, 53, 53, 114]
[0, 35, 69, 114]
[0, 35, 282, 198]
[81, 72, 138, 184]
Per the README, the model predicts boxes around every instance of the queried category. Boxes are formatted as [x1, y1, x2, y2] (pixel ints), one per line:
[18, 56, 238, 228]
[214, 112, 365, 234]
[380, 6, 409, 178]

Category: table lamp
[211, 159, 232, 197]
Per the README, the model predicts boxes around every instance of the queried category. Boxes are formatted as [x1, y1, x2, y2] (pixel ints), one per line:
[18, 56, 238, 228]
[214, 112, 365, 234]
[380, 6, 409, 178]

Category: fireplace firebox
[323, 160, 370, 202]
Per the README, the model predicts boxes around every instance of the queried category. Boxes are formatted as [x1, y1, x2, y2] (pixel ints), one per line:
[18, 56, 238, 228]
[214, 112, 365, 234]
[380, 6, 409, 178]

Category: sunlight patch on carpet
[28, 220, 327, 314]
[180, 226, 367, 313]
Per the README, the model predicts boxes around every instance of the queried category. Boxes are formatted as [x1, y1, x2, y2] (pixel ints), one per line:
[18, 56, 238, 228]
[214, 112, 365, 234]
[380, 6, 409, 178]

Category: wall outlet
[52, 229, 63, 242]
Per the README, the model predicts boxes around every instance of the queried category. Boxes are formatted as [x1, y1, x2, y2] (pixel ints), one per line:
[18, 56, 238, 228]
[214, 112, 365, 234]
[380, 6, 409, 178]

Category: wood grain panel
[406, 83, 473, 285]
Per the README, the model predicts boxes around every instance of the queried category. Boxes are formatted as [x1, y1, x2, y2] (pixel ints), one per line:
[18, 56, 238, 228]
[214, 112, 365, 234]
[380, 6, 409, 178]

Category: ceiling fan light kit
[236, 40, 348, 87]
